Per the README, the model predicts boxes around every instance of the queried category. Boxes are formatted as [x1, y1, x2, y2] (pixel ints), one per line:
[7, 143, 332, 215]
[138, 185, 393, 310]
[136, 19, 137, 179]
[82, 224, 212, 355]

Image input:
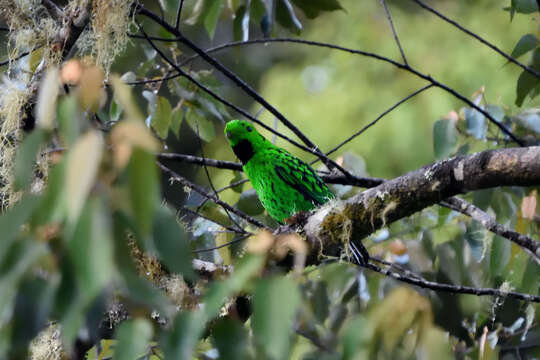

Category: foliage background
[0, 0, 538, 359]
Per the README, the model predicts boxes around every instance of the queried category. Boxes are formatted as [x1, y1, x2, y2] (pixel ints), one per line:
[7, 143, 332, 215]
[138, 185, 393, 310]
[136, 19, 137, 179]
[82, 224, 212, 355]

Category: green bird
[225, 120, 370, 264]
[225, 119, 334, 223]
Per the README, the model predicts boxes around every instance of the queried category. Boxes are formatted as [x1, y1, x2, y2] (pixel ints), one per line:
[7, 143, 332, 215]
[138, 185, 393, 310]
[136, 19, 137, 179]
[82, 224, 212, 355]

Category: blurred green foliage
[0, 0, 539, 359]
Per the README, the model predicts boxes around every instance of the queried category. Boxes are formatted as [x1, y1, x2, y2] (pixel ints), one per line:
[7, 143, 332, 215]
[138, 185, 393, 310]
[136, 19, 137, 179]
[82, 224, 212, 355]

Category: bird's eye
[246, 126, 253, 132]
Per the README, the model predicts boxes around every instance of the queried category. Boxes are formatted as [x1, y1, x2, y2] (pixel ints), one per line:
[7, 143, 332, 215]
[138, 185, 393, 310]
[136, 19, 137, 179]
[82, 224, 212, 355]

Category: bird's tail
[348, 239, 370, 266]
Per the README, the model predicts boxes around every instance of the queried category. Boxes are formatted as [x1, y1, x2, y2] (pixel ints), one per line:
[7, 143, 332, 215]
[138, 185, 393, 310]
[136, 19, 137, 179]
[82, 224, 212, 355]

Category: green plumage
[225, 119, 334, 223]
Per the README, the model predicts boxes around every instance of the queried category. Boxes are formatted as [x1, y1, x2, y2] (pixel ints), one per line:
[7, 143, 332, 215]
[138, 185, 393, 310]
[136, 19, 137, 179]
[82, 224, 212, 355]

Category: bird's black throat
[232, 139, 254, 164]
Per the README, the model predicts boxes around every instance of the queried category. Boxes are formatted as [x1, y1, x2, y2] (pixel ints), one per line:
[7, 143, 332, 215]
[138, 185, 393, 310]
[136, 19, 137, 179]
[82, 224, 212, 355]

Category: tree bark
[304, 147, 540, 257]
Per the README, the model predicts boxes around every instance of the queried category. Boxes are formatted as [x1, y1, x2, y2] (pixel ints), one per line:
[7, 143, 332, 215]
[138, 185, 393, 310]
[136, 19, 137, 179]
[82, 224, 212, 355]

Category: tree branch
[442, 197, 540, 263]
[304, 146, 540, 259]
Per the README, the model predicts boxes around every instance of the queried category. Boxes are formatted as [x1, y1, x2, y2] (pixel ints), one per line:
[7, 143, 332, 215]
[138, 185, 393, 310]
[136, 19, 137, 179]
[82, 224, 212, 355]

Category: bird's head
[225, 119, 271, 164]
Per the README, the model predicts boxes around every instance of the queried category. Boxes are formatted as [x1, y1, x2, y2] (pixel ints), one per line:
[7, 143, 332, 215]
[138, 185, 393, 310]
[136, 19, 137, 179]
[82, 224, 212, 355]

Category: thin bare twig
[411, 0, 540, 80]
[175, 0, 185, 30]
[363, 261, 540, 302]
[379, 0, 408, 65]
[158, 161, 269, 230]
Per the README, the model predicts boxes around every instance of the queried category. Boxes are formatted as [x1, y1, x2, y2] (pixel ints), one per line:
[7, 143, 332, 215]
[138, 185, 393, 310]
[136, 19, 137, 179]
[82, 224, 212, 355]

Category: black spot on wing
[274, 164, 324, 206]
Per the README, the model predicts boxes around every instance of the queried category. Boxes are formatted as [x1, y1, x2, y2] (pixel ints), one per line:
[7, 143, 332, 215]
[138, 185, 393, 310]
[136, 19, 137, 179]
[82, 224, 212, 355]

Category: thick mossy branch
[305, 146, 540, 255]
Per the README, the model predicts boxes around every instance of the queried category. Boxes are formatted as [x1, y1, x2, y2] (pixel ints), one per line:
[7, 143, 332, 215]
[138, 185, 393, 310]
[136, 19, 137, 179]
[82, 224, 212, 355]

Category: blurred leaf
[234, 5, 250, 42]
[520, 258, 540, 294]
[252, 276, 301, 360]
[511, 34, 539, 58]
[151, 96, 172, 139]
[202, 0, 225, 39]
[236, 189, 265, 215]
[212, 318, 250, 360]
[485, 104, 505, 123]
[161, 311, 206, 360]
[215, 232, 233, 265]
[464, 108, 486, 139]
[433, 118, 457, 159]
[342, 316, 368, 360]
[511, 0, 538, 14]
[276, 0, 302, 34]
[69, 197, 114, 299]
[0, 195, 41, 264]
[110, 75, 144, 122]
[490, 236, 511, 279]
[514, 108, 540, 134]
[0, 238, 47, 335]
[14, 129, 45, 190]
[465, 220, 486, 262]
[204, 254, 264, 317]
[113, 319, 153, 360]
[291, 0, 343, 18]
[10, 276, 58, 357]
[36, 67, 60, 130]
[230, 172, 246, 193]
[311, 281, 330, 323]
[152, 206, 195, 279]
[170, 106, 183, 138]
[185, 107, 216, 142]
[516, 69, 540, 107]
[128, 148, 159, 236]
[66, 130, 104, 225]
[57, 96, 79, 147]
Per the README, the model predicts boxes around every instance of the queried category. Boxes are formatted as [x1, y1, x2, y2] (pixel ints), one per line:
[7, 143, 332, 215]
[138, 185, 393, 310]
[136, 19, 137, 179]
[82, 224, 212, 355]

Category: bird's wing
[273, 150, 333, 206]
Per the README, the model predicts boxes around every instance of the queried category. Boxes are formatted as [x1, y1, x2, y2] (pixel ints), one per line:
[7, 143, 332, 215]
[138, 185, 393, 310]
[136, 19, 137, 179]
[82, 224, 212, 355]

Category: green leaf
[464, 108, 486, 139]
[252, 276, 301, 360]
[490, 235, 511, 279]
[0, 195, 41, 264]
[211, 318, 250, 360]
[433, 118, 457, 159]
[511, 0, 538, 14]
[276, 0, 302, 34]
[510, 34, 539, 59]
[69, 197, 114, 299]
[202, 0, 225, 39]
[233, 5, 250, 42]
[57, 96, 79, 147]
[14, 129, 46, 190]
[152, 206, 195, 280]
[515, 69, 539, 106]
[170, 107, 183, 138]
[10, 276, 58, 357]
[291, 0, 343, 18]
[128, 148, 159, 236]
[520, 258, 540, 294]
[204, 254, 265, 317]
[514, 109, 540, 134]
[66, 130, 104, 225]
[236, 189, 265, 215]
[185, 107, 215, 142]
[485, 104, 505, 123]
[464, 220, 486, 262]
[342, 316, 368, 360]
[112, 319, 154, 360]
[161, 311, 206, 360]
[151, 96, 172, 139]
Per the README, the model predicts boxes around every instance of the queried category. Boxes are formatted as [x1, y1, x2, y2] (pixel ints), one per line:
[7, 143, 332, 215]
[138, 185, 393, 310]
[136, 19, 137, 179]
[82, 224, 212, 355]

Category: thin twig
[181, 207, 248, 235]
[442, 197, 540, 264]
[158, 161, 269, 230]
[136, 5, 354, 176]
[313, 84, 433, 165]
[175, 0, 185, 30]
[411, 0, 540, 80]
[192, 234, 251, 253]
[0, 49, 33, 67]
[379, 0, 408, 65]
[363, 261, 540, 302]
[133, 32, 525, 145]
[158, 152, 385, 188]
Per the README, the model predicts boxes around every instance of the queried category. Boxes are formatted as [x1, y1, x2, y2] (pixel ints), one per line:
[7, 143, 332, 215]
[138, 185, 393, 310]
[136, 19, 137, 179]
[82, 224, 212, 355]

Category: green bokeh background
[218, 0, 536, 179]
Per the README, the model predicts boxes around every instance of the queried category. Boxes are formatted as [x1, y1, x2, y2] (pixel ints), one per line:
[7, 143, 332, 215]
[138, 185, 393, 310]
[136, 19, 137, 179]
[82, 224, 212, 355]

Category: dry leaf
[521, 190, 537, 220]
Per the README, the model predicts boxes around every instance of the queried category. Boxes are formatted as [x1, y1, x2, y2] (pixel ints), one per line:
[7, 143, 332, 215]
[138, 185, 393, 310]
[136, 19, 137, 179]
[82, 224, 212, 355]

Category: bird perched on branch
[224, 119, 369, 264]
